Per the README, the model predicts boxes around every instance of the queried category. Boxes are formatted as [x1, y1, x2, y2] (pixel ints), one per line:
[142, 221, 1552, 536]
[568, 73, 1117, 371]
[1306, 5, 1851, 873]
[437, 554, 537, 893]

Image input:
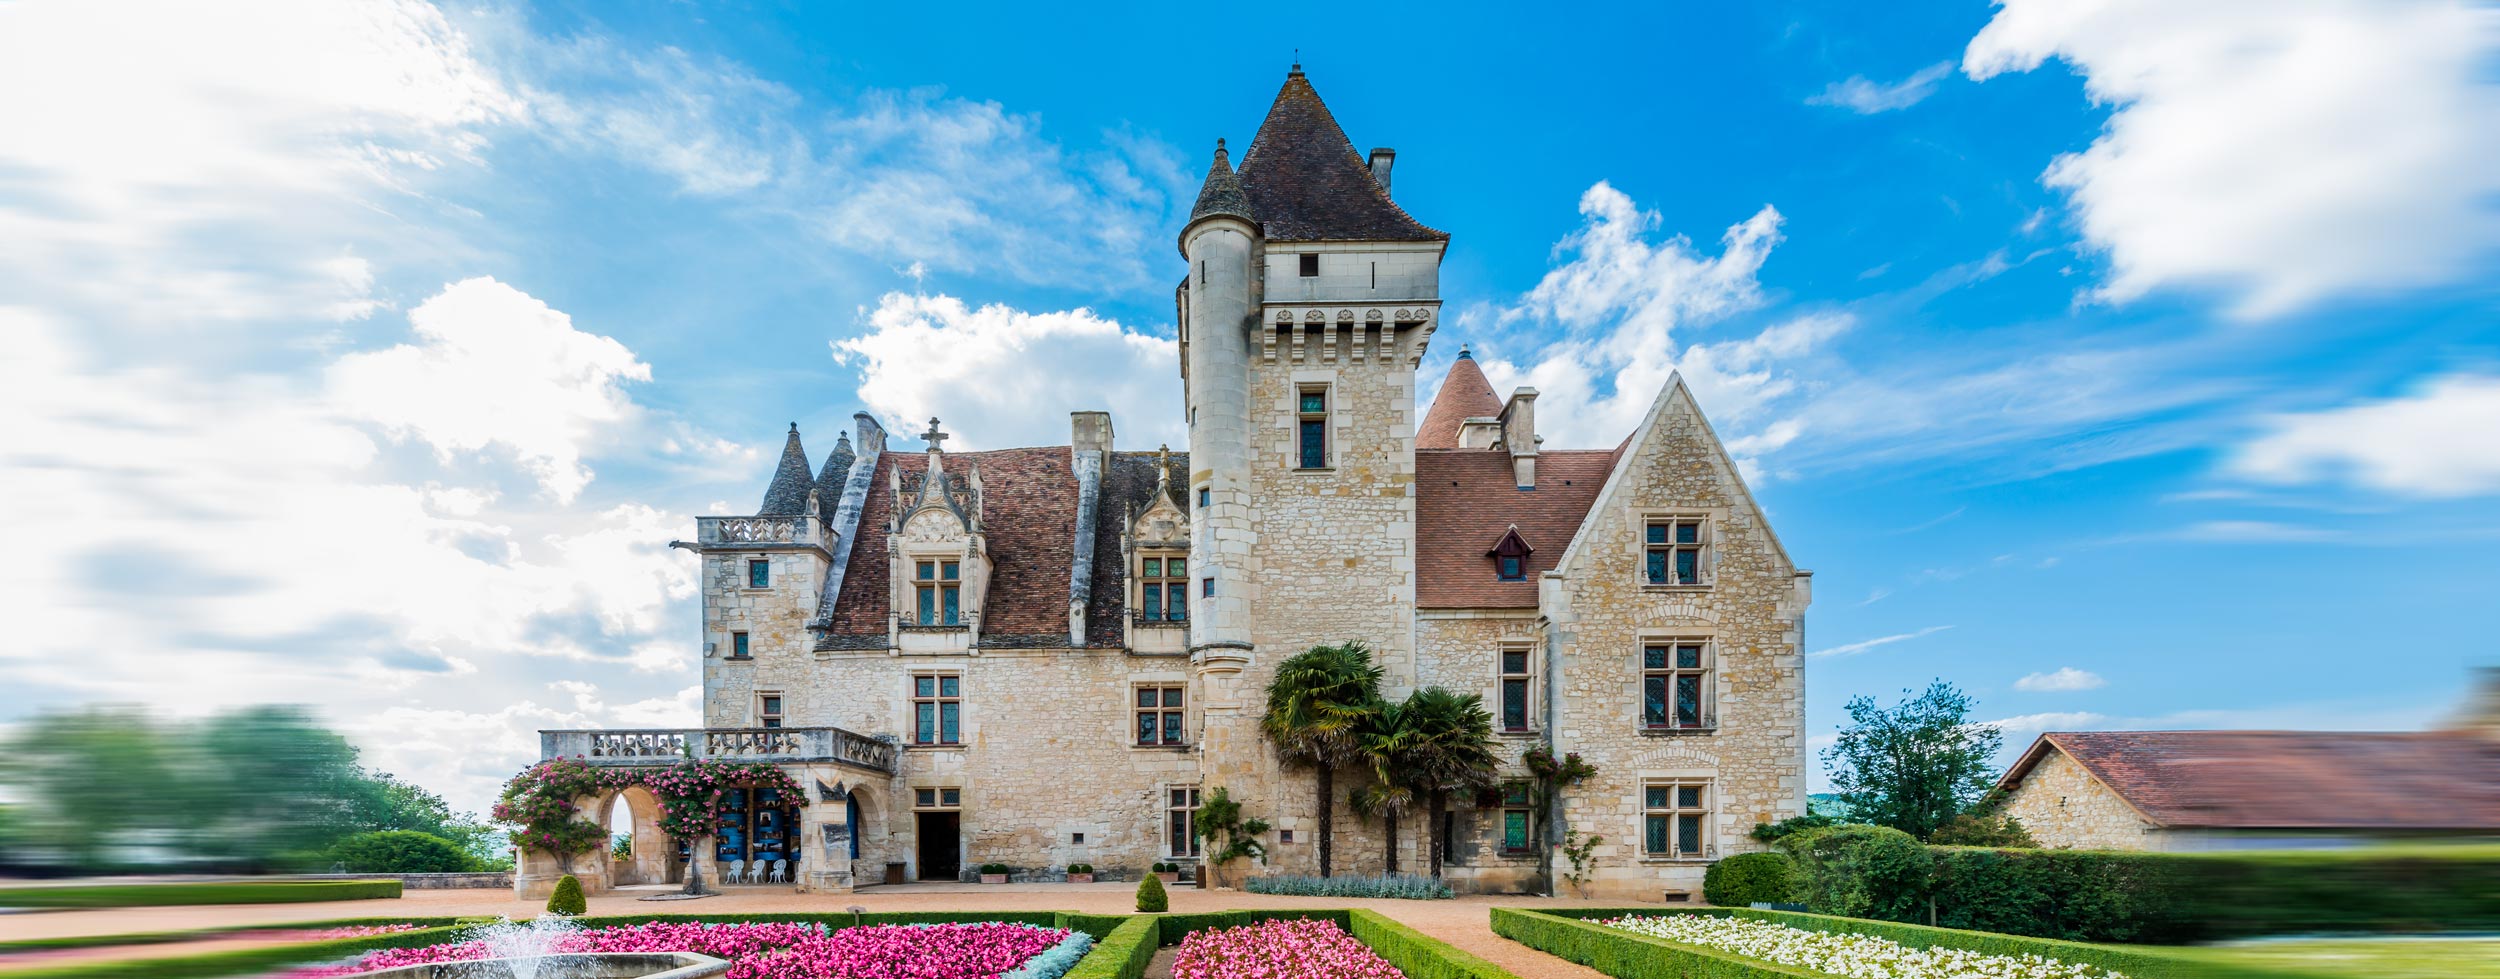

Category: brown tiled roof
[818, 446, 1183, 649]
[1415, 449, 1619, 608]
[2003, 731, 2500, 831]
[1236, 70, 1445, 243]
[1417, 353, 1501, 449]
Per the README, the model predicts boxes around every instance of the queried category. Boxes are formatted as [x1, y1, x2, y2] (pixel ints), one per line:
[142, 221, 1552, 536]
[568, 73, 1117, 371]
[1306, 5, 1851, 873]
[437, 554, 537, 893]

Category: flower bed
[271, 920, 1078, 979]
[1603, 915, 2126, 979]
[1172, 918, 1405, 979]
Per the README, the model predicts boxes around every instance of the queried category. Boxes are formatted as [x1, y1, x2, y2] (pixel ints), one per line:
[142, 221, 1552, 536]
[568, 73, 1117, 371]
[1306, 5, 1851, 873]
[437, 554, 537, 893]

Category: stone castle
[525, 66, 1810, 901]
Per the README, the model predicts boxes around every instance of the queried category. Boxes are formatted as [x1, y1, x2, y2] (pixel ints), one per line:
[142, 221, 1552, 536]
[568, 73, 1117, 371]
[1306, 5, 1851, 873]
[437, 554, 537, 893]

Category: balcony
[689, 515, 828, 550]
[539, 726, 899, 775]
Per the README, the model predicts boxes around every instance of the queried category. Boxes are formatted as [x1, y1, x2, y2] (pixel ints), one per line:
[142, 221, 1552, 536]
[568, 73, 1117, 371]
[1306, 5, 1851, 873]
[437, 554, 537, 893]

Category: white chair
[746, 860, 767, 884]
[723, 858, 744, 885]
[769, 859, 788, 883]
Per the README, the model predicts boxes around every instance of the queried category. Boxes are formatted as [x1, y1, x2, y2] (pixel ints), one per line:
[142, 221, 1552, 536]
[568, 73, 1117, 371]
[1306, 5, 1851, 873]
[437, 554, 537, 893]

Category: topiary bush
[1135, 872, 1167, 913]
[1703, 852, 1801, 907]
[545, 874, 586, 916]
[325, 830, 474, 874]
[1787, 824, 1931, 922]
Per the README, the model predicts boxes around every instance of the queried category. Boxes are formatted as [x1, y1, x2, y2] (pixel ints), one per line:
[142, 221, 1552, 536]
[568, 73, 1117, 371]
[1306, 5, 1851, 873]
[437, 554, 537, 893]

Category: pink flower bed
[271, 920, 1068, 979]
[1171, 918, 1406, 979]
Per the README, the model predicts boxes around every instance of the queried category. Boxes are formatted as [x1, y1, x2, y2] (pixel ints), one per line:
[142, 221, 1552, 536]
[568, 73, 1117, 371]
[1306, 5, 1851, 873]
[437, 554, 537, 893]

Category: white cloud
[2014, 667, 2107, 692]
[1808, 63, 1955, 113]
[833, 293, 1183, 450]
[329, 277, 652, 503]
[2228, 373, 2500, 497]
[1809, 625, 1954, 659]
[1965, 0, 2500, 316]
[1981, 711, 2111, 735]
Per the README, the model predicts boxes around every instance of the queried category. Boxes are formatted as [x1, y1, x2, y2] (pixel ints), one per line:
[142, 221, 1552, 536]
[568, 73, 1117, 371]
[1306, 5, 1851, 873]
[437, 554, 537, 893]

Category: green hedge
[0, 923, 464, 979]
[0, 880, 403, 909]
[1149, 909, 1350, 945]
[1051, 912, 1132, 941]
[1062, 916, 1157, 979]
[1345, 908, 1519, 979]
[1493, 906, 2326, 979]
[0, 918, 467, 954]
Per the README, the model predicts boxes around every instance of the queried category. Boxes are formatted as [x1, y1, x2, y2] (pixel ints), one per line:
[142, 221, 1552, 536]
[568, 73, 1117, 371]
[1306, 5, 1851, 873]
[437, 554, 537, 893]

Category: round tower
[1179, 138, 1259, 688]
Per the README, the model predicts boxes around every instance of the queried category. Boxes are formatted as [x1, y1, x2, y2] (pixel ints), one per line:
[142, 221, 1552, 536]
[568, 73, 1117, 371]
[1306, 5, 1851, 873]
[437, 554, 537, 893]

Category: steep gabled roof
[1415, 449, 1615, 608]
[1235, 68, 1445, 243]
[2002, 731, 2500, 831]
[756, 425, 816, 516]
[1417, 349, 1501, 448]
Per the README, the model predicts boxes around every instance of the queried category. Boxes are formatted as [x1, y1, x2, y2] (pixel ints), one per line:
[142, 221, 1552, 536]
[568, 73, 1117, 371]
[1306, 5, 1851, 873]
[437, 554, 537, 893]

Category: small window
[913, 674, 962, 745]
[1279, 829, 1294, 844]
[1073, 832, 1086, 844]
[941, 787, 961, 807]
[1198, 487, 1210, 508]
[759, 694, 783, 729]
[1644, 781, 1711, 858]
[1500, 782, 1533, 853]
[1499, 555, 1524, 581]
[1644, 517, 1709, 586]
[1499, 648, 1532, 733]
[1135, 685, 1186, 746]
[1167, 787, 1203, 857]
[1138, 554, 1187, 622]
[1296, 387, 1328, 469]
[1298, 253, 1319, 277]
[730, 632, 751, 659]
[1201, 578, 1215, 598]
[1642, 641, 1715, 730]
[915, 560, 963, 625]
[747, 559, 771, 588]
[915, 787, 961, 810]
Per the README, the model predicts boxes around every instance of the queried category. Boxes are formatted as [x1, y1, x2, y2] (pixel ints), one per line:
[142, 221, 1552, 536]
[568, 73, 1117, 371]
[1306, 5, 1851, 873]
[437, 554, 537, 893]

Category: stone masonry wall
[2002, 748, 2163, 850]
[702, 547, 826, 726]
[1548, 385, 1808, 901]
[1416, 612, 1547, 892]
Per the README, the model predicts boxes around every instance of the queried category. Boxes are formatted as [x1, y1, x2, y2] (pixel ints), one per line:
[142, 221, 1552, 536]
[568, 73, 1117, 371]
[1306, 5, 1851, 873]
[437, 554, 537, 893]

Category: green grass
[2181, 937, 2500, 979]
[0, 881, 402, 909]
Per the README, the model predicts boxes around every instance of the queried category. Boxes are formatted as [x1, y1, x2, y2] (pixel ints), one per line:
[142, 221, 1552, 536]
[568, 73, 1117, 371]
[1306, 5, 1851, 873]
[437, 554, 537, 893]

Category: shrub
[0, 880, 400, 908]
[1702, 852, 1800, 907]
[980, 863, 1012, 876]
[545, 874, 585, 916]
[1063, 916, 1157, 979]
[1067, 863, 1093, 875]
[1787, 824, 1931, 922]
[325, 831, 473, 874]
[1243, 873, 1452, 900]
[1928, 813, 2037, 848]
[1135, 872, 1168, 913]
[1748, 812, 1839, 844]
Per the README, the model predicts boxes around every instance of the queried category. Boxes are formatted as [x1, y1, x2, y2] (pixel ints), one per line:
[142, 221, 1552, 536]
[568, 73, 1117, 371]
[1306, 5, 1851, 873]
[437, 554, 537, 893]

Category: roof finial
[789, 422, 799, 433]
[920, 417, 949, 450]
[1155, 443, 1172, 490]
[1458, 343, 1473, 360]
[1290, 51, 1302, 77]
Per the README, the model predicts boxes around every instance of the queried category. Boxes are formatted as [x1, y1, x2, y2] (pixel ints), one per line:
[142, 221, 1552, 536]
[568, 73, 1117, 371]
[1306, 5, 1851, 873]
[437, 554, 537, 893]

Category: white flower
[1601, 915, 2125, 979]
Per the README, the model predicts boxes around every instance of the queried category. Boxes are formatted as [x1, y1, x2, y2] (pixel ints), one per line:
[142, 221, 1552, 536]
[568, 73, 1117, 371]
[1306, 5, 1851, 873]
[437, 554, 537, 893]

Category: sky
[3, 0, 2496, 817]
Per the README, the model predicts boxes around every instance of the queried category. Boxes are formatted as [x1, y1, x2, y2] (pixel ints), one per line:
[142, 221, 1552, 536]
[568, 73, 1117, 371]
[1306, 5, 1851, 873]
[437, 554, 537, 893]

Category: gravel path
[0, 882, 1636, 979]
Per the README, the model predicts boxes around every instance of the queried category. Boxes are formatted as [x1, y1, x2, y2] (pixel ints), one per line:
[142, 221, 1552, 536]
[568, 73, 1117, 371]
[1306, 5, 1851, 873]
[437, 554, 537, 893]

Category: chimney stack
[1501, 387, 1540, 489]
[1368, 147, 1396, 196]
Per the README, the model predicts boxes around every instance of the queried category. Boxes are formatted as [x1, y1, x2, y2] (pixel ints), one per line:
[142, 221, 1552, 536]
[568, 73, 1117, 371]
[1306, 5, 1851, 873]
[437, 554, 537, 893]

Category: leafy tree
[1349, 698, 1423, 874]
[327, 830, 474, 873]
[1366, 687, 1499, 878]
[1823, 681, 2003, 840]
[1260, 643, 1383, 877]
[1787, 824, 1933, 921]
[0, 706, 181, 870]
[1930, 812, 2039, 848]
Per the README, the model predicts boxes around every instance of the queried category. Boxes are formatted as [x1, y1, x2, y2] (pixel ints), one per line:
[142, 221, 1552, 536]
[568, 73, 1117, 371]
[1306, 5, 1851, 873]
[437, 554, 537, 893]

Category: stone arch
[592, 784, 673, 887]
[843, 782, 889, 881]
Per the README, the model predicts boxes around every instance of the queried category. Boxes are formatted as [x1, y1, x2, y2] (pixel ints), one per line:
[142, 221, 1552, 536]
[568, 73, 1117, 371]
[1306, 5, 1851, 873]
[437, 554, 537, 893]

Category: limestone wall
[2001, 747, 2163, 850]
[701, 546, 827, 726]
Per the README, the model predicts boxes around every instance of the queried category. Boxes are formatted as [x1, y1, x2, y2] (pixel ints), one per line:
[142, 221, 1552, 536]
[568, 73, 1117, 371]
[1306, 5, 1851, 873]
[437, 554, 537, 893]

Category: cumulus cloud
[2014, 667, 2107, 692]
[1808, 63, 1955, 113]
[833, 293, 1184, 450]
[1965, 0, 2500, 316]
[2228, 373, 2500, 497]
[329, 278, 652, 503]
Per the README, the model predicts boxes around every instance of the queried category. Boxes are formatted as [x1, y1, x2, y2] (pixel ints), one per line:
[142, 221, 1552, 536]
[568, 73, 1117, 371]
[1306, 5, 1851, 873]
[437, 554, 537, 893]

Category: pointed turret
[815, 434, 855, 518]
[1188, 138, 1253, 228]
[755, 423, 815, 516]
[1237, 66, 1444, 242]
[1418, 346, 1502, 449]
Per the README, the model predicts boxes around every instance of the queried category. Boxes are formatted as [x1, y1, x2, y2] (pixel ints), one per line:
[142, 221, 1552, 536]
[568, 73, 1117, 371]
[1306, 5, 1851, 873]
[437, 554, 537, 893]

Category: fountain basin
[331, 951, 728, 979]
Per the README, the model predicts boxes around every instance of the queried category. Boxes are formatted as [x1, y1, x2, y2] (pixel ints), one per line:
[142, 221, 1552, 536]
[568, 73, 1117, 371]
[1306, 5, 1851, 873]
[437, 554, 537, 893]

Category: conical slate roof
[814, 434, 856, 518]
[1236, 68, 1445, 242]
[1417, 347, 1501, 448]
[756, 424, 815, 516]
[1188, 139, 1252, 225]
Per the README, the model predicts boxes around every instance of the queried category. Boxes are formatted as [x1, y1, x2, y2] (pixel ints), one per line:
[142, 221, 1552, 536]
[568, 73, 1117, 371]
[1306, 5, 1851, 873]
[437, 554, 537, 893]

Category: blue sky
[3, 0, 2495, 814]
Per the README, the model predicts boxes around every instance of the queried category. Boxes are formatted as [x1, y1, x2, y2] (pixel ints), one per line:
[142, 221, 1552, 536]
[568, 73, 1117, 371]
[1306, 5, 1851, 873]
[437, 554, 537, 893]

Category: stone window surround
[1134, 548, 1190, 625]
[1496, 640, 1539, 735]
[1638, 775, 1716, 863]
[1632, 507, 1724, 590]
[910, 779, 965, 811]
[1164, 783, 1204, 859]
[909, 671, 963, 748]
[726, 630, 752, 661]
[1132, 681, 1189, 748]
[1285, 367, 1342, 473]
[756, 690, 783, 729]
[1497, 781, 1535, 854]
[1636, 630, 1718, 735]
[744, 557, 772, 590]
[907, 554, 965, 627]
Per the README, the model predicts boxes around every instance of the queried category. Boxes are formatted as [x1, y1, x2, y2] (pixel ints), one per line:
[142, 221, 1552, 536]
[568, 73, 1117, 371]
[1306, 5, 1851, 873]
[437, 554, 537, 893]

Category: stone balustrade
[692, 515, 826, 547]
[539, 726, 899, 775]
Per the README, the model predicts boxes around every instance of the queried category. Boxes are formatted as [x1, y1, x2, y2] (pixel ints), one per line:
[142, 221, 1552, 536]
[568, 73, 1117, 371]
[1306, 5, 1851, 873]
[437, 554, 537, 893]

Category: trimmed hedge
[1150, 908, 1349, 944]
[1062, 916, 1157, 979]
[1703, 852, 1801, 908]
[1345, 908, 1519, 979]
[1492, 906, 2322, 979]
[0, 923, 466, 979]
[0, 918, 466, 954]
[0, 880, 402, 909]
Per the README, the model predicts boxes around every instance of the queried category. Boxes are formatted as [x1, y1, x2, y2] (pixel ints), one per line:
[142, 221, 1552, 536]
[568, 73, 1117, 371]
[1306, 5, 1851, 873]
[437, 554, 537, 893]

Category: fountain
[329, 917, 727, 979]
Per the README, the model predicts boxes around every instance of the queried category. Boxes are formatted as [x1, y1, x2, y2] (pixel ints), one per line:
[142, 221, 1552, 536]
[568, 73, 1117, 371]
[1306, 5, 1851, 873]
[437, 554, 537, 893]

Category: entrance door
[917, 812, 960, 881]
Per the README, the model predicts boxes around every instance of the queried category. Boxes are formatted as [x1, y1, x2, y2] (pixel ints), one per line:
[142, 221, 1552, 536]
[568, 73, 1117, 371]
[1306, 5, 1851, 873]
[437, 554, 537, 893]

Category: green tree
[1367, 687, 1499, 878]
[1260, 643, 1383, 878]
[1349, 698, 1423, 874]
[0, 706, 181, 870]
[1823, 681, 2003, 840]
[327, 830, 474, 873]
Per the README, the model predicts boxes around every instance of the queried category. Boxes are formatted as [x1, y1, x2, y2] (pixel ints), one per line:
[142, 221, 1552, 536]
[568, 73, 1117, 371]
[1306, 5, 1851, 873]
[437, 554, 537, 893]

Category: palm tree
[1349, 698, 1421, 874]
[1373, 687, 1501, 878]
[1261, 642, 1384, 878]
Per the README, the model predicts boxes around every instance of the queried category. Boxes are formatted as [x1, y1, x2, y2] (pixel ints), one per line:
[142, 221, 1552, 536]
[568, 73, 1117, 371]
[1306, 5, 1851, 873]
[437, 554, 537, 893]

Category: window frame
[1643, 515, 1712, 587]
[757, 692, 784, 729]
[1133, 684, 1187, 747]
[1498, 782, 1535, 855]
[911, 672, 963, 746]
[746, 558, 771, 589]
[1498, 644, 1535, 734]
[912, 558, 964, 626]
[1166, 786, 1203, 858]
[728, 631, 751, 660]
[912, 785, 963, 811]
[1295, 385, 1330, 470]
[1640, 639, 1717, 732]
[1137, 552, 1188, 624]
[1298, 253, 1320, 277]
[1642, 780, 1713, 860]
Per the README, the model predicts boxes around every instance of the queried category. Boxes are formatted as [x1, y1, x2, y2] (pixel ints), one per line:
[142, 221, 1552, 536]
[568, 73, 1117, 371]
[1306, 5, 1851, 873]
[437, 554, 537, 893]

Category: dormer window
[1488, 526, 1533, 582]
[1140, 554, 1188, 622]
[915, 560, 962, 626]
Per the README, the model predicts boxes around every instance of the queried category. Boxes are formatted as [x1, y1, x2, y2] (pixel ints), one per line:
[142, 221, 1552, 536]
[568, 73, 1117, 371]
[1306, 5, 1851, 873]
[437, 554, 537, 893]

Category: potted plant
[978, 862, 1011, 884]
[1152, 861, 1180, 884]
[1065, 863, 1094, 884]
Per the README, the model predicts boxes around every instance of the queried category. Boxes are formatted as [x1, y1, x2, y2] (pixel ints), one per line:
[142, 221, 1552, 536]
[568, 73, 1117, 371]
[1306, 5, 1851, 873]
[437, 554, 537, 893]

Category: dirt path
[0, 882, 1625, 979]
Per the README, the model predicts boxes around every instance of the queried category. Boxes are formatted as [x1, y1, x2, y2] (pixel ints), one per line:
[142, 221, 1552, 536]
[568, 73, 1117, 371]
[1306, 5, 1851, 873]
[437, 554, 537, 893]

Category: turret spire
[1187, 138, 1253, 229]
[755, 424, 815, 515]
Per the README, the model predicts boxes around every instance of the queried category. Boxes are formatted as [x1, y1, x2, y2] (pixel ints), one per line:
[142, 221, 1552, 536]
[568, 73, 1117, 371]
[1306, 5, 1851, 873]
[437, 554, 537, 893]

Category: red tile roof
[2003, 730, 2500, 830]
[1417, 354, 1500, 449]
[1414, 448, 1619, 608]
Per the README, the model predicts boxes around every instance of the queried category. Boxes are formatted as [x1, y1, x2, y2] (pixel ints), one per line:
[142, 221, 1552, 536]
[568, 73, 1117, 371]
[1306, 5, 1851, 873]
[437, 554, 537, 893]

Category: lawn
[2188, 937, 2500, 979]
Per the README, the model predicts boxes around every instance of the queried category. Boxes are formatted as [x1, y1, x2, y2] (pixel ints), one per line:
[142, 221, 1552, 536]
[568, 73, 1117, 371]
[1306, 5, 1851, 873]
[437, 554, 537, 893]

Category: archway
[594, 785, 672, 886]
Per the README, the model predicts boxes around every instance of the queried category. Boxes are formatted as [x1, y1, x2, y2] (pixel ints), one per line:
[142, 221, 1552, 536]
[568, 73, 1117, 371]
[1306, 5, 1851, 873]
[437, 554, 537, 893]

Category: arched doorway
[595, 785, 672, 886]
